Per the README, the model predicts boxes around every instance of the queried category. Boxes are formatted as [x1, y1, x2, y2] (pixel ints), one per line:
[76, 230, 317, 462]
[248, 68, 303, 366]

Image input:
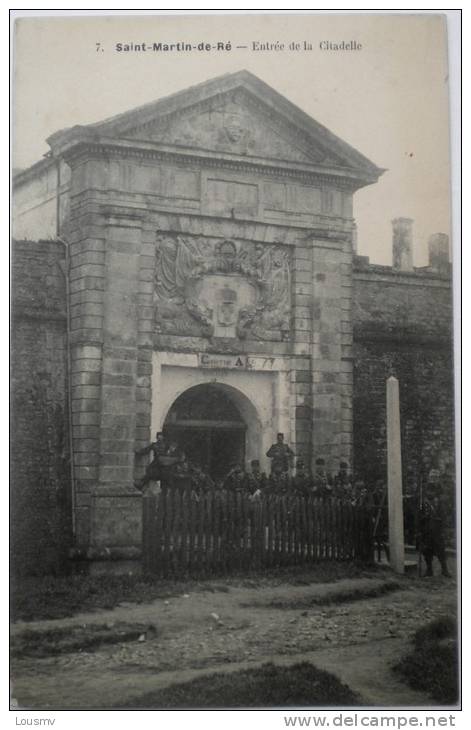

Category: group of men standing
[134, 430, 357, 502]
[134, 430, 453, 578]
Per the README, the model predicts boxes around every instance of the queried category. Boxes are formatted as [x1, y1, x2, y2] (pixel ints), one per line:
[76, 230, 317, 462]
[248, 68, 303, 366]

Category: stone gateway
[11, 71, 454, 575]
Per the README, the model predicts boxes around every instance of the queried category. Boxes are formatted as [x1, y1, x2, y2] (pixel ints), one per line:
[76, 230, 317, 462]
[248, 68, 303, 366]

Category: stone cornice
[353, 269, 452, 288]
[307, 228, 352, 244]
[52, 136, 378, 191]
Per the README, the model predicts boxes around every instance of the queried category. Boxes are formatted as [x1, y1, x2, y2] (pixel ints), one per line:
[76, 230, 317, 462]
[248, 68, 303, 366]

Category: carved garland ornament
[154, 234, 291, 342]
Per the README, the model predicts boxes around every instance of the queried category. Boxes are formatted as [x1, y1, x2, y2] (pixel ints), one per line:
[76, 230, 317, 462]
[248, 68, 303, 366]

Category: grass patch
[119, 661, 362, 708]
[11, 563, 382, 622]
[11, 574, 175, 622]
[11, 622, 157, 659]
[242, 580, 402, 610]
[393, 616, 458, 705]
[249, 562, 382, 587]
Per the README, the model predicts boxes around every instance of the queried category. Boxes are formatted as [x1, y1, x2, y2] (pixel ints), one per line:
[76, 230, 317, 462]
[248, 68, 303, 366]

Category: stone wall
[11, 240, 72, 576]
[10, 240, 456, 575]
[352, 257, 455, 488]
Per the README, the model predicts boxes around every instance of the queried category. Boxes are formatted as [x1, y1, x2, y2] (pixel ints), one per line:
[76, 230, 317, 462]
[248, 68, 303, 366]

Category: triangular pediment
[121, 91, 333, 165]
[47, 71, 384, 182]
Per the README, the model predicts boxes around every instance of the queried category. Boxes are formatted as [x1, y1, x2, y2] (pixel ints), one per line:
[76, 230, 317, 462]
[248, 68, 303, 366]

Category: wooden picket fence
[142, 481, 374, 576]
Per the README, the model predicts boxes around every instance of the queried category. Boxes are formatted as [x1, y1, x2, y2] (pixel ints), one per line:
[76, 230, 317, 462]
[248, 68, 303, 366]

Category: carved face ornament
[272, 249, 284, 268]
[224, 112, 246, 143]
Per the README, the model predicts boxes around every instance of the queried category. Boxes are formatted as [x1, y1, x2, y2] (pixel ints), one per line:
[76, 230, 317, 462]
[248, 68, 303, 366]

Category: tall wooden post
[386, 376, 405, 573]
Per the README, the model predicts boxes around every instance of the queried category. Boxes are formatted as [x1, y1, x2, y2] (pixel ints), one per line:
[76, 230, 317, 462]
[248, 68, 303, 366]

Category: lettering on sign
[198, 353, 248, 369]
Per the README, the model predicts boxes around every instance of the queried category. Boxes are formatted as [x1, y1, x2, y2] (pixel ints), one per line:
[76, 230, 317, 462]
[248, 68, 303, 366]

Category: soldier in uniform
[441, 462, 456, 541]
[333, 461, 353, 501]
[266, 433, 295, 475]
[372, 480, 389, 562]
[224, 462, 248, 493]
[312, 458, 333, 499]
[417, 486, 451, 577]
[276, 469, 291, 496]
[247, 459, 267, 498]
[403, 476, 418, 546]
[293, 459, 311, 498]
[268, 463, 290, 496]
[354, 481, 374, 509]
[190, 462, 214, 493]
[174, 453, 190, 477]
[134, 432, 168, 491]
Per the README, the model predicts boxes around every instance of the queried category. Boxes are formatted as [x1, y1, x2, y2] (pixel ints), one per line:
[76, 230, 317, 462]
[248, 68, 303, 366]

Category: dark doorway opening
[163, 384, 247, 480]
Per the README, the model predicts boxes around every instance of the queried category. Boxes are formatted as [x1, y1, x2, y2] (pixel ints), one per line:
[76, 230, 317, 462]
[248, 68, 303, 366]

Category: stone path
[11, 569, 457, 709]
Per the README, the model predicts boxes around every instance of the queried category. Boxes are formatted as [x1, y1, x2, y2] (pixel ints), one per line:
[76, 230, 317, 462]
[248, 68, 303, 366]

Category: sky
[13, 13, 453, 266]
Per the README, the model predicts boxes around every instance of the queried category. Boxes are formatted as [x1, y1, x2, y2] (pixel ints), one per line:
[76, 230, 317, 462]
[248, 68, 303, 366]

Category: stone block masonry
[352, 258, 454, 488]
[310, 232, 354, 473]
[12, 228, 455, 573]
[11, 240, 72, 576]
[67, 203, 147, 555]
[290, 240, 313, 466]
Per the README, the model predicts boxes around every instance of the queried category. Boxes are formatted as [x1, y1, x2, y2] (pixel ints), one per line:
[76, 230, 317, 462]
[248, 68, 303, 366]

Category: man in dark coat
[417, 487, 451, 577]
[312, 458, 333, 498]
[293, 459, 311, 497]
[134, 432, 168, 490]
[224, 462, 248, 493]
[333, 461, 353, 501]
[247, 459, 267, 497]
[266, 433, 295, 475]
[371, 480, 389, 563]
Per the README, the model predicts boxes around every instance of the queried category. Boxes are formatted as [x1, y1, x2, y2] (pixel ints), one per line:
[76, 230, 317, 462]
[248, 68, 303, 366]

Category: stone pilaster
[89, 216, 145, 551]
[134, 221, 158, 462]
[310, 234, 349, 474]
[339, 232, 354, 470]
[290, 239, 313, 466]
[98, 219, 143, 485]
[67, 198, 106, 548]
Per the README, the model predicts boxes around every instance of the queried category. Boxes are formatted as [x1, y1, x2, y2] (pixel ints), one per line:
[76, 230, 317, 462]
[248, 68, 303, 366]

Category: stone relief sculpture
[154, 234, 291, 341]
[130, 92, 323, 164]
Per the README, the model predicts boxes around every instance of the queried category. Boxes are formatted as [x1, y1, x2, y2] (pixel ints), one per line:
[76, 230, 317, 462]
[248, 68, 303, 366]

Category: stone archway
[162, 382, 262, 479]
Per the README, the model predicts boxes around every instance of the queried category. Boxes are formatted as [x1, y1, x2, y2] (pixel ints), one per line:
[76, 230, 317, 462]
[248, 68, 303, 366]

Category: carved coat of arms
[217, 287, 238, 327]
[154, 235, 291, 341]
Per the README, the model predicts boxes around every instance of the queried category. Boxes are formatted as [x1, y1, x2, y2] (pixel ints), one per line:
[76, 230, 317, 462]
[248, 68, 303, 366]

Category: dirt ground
[10, 561, 458, 710]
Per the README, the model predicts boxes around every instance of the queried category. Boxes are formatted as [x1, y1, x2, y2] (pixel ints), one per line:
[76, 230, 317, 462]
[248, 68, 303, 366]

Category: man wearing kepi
[266, 433, 295, 478]
[417, 483, 451, 578]
[333, 461, 353, 500]
[134, 431, 168, 491]
[247, 459, 267, 496]
[313, 457, 333, 498]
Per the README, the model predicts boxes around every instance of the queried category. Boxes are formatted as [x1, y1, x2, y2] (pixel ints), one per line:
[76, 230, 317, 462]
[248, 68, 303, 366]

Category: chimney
[428, 233, 450, 273]
[392, 218, 414, 271]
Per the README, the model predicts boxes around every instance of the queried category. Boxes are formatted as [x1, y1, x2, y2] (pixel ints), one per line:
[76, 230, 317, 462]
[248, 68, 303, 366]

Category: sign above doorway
[198, 353, 248, 369]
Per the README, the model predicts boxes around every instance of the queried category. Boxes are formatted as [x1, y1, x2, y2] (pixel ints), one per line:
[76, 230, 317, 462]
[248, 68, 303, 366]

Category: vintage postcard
[11, 11, 459, 715]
